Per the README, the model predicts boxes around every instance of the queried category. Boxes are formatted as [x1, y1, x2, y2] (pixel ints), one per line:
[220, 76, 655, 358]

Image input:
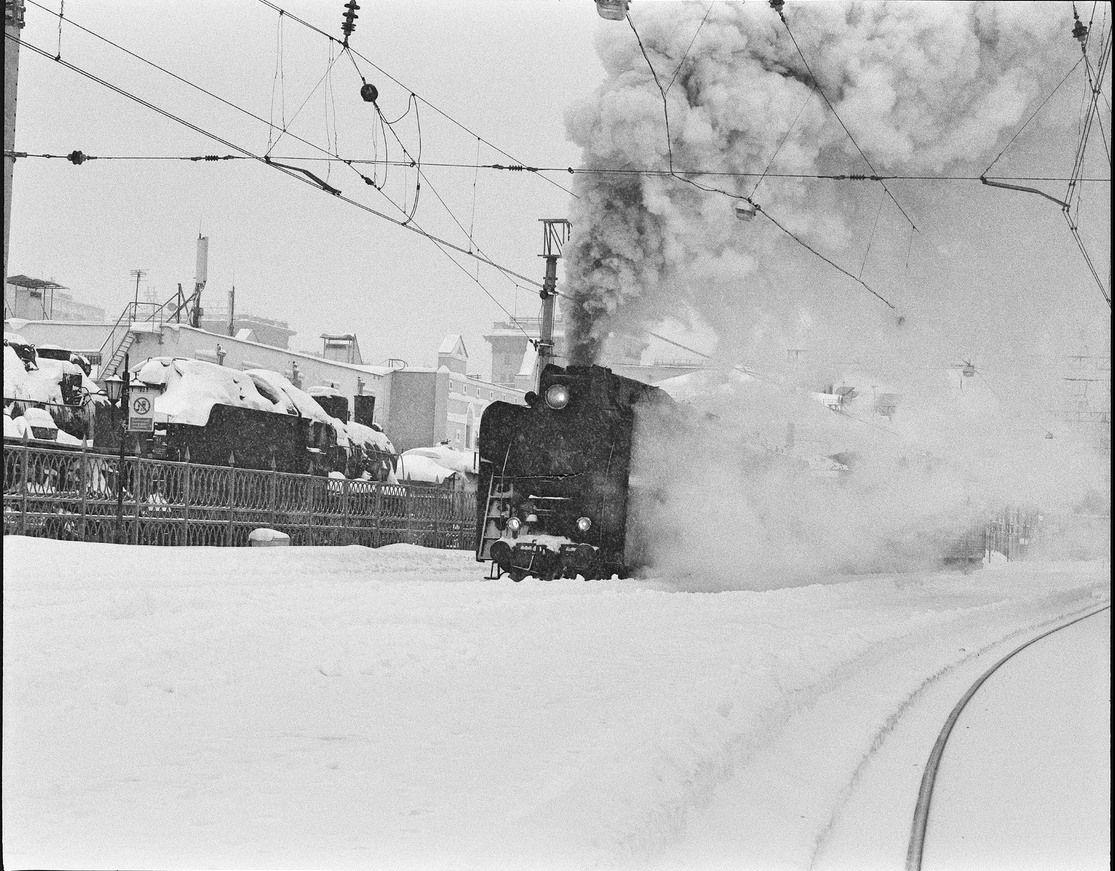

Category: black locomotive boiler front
[476, 364, 673, 581]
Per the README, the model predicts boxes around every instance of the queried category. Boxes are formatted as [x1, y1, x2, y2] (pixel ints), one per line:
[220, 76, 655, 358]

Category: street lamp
[105, 358, 132, 543]
[103, 371, 124, 404]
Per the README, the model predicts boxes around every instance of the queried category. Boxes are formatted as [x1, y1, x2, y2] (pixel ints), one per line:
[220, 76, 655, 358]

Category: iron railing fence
[3, 438, 477, 550]
[5, 439, 1105, 562]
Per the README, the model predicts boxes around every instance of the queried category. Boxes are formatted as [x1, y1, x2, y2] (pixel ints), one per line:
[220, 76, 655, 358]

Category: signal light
[576, 516, 592, 533]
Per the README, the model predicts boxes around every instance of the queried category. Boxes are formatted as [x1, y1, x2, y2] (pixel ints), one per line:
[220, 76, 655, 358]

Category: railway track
[905, 600, 1112, 871]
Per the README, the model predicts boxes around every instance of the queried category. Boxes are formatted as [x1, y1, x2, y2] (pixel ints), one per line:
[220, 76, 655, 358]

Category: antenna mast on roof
[191, 233, 208, 328]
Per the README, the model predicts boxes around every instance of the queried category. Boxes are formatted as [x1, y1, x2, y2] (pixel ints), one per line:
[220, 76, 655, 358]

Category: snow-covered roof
[653, 368, 754, 403]
[244, 368, 339, 427]
[346, 420, 395, 454]
[402, 444, 476, 475]
[136, 358, 275, 426]
[395, 453, 458, 483]
[438, 334, 467, 357]
[4, 346, 103, 405]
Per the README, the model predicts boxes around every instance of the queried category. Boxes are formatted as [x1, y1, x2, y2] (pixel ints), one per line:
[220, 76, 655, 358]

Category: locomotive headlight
[507, 516, 522, 533]
[544, 383, 570, 410]
[576, 516, 592, 533]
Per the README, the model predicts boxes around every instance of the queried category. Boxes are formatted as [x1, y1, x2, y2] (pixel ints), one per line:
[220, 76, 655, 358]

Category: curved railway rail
[905, 600, 1112, 871]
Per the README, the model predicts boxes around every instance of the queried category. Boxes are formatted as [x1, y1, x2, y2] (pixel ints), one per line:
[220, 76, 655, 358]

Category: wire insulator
[1072, 18, 1088, 48]
[67, 150, 87, 165]
[341, 0, 359, 41]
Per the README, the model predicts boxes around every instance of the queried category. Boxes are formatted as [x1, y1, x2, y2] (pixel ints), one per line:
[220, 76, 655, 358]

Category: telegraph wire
[757, 207, 896, 310]
[54, 0, 63, 58]
[253, 0, 578, 201]
[8, 32, 544, 339]
[750, 89, 814, 199]
[665, 2, 714, 95]
[22, 0, 350, 175]
[267, 9, 286, 152]
[9, 150, 1108, 186]
[1063, 21, 1112, 306]
[339, 46, 535, 294]
[983, 55, 1085, 176]
[22, 0, 509, 286]
[22, 0, 450, 225]
[267, 45, 342, 158]
[772, 2, 919, 233]
[6, 149, 1106, 185]
[626, 10, 898, 312]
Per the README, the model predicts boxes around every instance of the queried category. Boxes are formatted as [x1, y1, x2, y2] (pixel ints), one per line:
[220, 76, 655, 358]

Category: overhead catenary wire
[1062, 21, 1113, 306]
[341, 49, 532, 291]
[664, 2, 714, 95]
[21, 0, 565, 226]
[625, 11, 899, 313]
[266, 44, 343, 158]
[19, 0, 541, 311]
[772, 3, 919, 233]
[983, 55, 1085, 176]
[267, 9, 286, 154]
[10, 148, 1108, 184]
[7, 31, 542, 342]
[254, 0, 578, 201]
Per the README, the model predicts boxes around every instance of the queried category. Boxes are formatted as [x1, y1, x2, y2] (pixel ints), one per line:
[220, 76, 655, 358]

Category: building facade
[383, 335, 525, 457]
[5, 276, 107, 322]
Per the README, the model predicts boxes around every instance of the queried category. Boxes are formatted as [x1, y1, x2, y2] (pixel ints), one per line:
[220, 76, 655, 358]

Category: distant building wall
[4, 283, 106, 322]
[198, 313, 296, 349]
[384, 366, 525, 456]
[4, 319, 114, 365]
[386, 370, 440, 452]
[484, 310, 567, 388]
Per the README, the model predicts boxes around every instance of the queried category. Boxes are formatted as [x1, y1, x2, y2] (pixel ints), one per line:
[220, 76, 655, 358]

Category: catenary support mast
[536, 218, 571, 389]
[4, 0, 26, 289]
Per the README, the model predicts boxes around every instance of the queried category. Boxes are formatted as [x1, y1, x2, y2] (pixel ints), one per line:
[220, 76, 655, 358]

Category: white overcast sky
[7, 0, 1111, 384]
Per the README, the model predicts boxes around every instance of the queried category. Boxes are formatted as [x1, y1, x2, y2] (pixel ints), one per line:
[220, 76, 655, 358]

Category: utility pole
[130, 268, 147, 314]
[4, 0, 26, 286]
[228, 284, 235, 337]
[535, 218, 571, 389]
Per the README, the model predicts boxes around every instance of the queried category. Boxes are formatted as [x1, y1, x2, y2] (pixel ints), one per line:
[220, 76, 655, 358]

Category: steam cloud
[561, 2, 1109, 587]
[563, 2, 1077, 364]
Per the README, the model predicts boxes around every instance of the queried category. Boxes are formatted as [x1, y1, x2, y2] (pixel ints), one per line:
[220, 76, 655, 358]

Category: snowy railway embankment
[2, 536, 1109, 870]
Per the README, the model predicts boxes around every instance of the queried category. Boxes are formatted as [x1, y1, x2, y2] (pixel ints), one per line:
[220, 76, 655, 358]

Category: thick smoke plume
[562, 2, 1109, 588]
[563, 2, 1077, 364]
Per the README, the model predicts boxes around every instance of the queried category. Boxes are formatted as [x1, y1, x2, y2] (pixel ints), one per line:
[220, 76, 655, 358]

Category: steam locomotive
[476, 363, 677, 581]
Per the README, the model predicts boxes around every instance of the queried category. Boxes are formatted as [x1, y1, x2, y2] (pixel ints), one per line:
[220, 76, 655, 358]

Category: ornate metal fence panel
[3, 439, 478, 550]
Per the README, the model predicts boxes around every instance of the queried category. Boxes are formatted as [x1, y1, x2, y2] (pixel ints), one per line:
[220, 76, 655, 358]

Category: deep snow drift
[2, 537, 1108, 870]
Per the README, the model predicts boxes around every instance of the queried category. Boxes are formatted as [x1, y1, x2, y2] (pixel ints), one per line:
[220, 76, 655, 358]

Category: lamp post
[103, 355, 130, 544]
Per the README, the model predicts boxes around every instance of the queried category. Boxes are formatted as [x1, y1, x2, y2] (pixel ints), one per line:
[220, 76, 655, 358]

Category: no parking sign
[128, 389, 156, 433]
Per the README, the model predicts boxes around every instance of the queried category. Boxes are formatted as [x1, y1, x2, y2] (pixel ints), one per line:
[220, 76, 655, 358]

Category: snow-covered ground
[2, 537, 1109, 870]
